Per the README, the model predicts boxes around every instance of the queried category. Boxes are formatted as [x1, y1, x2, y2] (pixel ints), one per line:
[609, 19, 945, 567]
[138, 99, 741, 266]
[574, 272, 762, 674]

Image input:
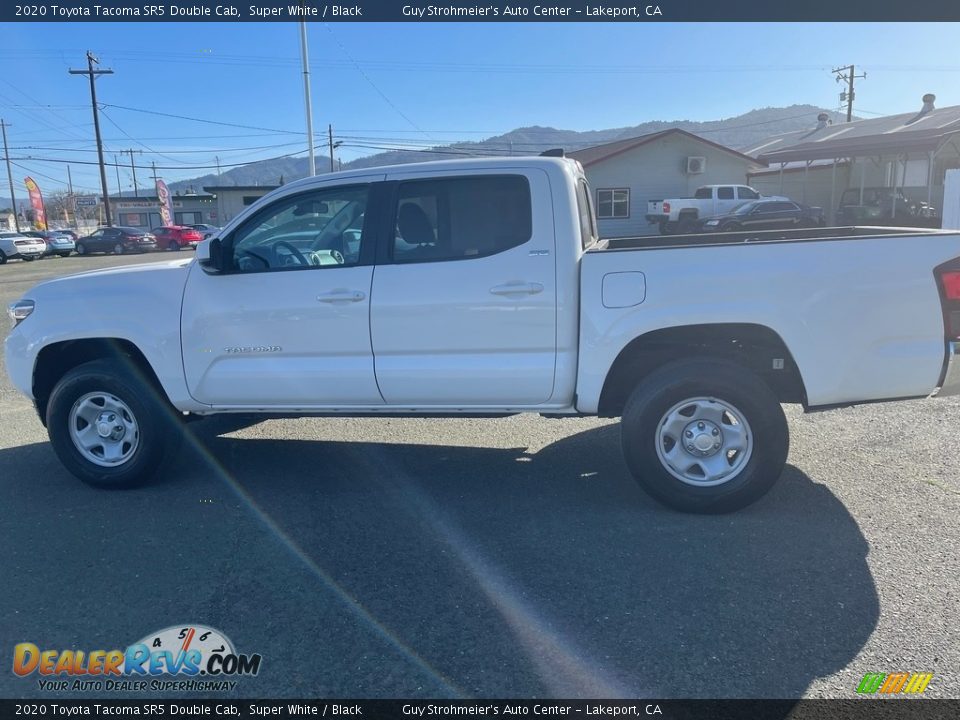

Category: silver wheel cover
[655, 396, 753, 487]
[68, 392, 140, 467]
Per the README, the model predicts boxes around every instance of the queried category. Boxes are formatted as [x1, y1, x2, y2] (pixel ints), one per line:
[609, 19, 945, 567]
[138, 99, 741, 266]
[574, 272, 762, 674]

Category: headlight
[8, 299, 35, 327]
[705, 220, 720, 226]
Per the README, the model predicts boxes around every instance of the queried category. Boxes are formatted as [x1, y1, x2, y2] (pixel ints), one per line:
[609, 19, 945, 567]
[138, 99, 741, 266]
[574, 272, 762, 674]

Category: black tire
[46, 359, 175, 488]
[168, 239, 180, 251]
[58, 252, 71, 258]
[620, 358, 789, 513]
[113, 243, 124, 255]
[676, 216, 698, 234]
[23, 256, 36, 262]
[0, 251, 6, 264]
[76, 243, 87, 256]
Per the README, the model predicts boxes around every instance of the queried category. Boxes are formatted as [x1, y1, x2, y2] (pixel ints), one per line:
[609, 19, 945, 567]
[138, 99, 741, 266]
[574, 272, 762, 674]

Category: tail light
[662, 202, 671, 214]
[936, 260, 960, 340]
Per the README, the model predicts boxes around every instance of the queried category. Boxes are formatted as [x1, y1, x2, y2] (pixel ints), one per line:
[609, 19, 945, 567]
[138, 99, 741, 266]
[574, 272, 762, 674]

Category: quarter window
[597, 188, 630, 219]
[230, 185, 369, 272]
[392, 175, 532, 263]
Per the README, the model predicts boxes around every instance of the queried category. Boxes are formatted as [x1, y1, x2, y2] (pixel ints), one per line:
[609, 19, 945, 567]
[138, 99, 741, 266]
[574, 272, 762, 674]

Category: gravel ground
[0, 253, 958, 700]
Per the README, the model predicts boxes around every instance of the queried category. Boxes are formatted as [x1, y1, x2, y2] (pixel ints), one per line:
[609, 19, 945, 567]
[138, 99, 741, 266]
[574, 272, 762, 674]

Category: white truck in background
[646, 184, 771, 234]
[6, 157, 960, 513]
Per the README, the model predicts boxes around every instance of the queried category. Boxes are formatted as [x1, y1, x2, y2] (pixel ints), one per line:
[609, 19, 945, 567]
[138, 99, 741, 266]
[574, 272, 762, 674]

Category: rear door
[370, 169, 558, 406]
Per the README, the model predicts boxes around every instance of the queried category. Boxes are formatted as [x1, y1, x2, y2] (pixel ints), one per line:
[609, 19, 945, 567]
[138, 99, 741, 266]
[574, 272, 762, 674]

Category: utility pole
[113, 154, 122, 197]
[126, 149, 141, 196]
[1, 119, 19, 232]
[66, 165, 74, 195]
[215, 155, 221, 182]
[832, 65, 867, 123]
[299, 22, 316, 176]
[328, 124, 334, 172]
[70, 52, 114, 225]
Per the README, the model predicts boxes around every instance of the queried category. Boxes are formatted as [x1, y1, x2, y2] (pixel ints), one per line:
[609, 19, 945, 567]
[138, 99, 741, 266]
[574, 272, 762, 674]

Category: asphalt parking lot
[0, 252, 958, 700]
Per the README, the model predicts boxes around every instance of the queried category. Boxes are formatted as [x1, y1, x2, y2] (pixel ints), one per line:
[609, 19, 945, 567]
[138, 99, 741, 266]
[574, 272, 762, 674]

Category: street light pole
[299, 22, 316, 177]
[1, 119, 19, 232]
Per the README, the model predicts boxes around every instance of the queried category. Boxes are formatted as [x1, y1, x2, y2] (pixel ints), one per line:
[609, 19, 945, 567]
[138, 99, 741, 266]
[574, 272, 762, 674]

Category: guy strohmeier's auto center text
[13, 3, 666, 20]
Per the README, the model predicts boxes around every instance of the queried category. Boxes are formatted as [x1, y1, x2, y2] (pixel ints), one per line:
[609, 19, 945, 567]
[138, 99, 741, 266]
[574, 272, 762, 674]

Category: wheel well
[32, 338, 166, 426]
[597, 323, 807, 417]
[678, 209, 699, 219]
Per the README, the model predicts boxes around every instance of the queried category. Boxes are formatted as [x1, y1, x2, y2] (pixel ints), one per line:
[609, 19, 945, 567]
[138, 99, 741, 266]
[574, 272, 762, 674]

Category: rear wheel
[676, 216, 698, 234]
[46, 359, 175, 488]
[113, 243, 124, 255]
[620, 358, 789, 513]
[168, 239, 180, 251]
[58, 252, 71, 258]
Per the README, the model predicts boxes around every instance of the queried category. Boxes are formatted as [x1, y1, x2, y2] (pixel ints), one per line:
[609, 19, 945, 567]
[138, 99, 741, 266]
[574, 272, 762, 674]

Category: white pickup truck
[6, 157, 960, 512]
[646, 184, 769, 235]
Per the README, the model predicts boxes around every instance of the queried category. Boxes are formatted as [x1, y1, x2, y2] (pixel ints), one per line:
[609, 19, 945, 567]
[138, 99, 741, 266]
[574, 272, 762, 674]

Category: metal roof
[745, 103, 960, 164]
[568, 128, 762, 168]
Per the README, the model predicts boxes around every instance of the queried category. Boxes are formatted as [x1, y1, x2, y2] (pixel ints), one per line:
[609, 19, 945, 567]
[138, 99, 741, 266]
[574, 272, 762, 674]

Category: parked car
[75, 227, 157, 255]
[23, 230, 76, 257]
[700, 200, 824, 232]
[5, 157, 960, 514]
[646, 185, 781, 234]
[0, 231, 46, 263]
[838, 187, 941, 227]
[58, 229, 80, 242]
[152, 225, 203, 251]
[189, 223, 221, 240]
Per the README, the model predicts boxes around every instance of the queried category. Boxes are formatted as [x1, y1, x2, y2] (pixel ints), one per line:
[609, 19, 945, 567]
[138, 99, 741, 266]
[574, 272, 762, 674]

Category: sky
[1, 21, 959, 198]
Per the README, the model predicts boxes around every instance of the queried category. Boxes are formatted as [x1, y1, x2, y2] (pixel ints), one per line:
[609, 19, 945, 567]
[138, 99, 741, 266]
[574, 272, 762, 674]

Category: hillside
[168, 105, 847, 193]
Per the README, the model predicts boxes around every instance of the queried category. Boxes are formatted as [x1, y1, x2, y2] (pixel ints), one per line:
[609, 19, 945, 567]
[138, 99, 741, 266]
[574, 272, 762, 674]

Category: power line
[101, 103, 301, 135]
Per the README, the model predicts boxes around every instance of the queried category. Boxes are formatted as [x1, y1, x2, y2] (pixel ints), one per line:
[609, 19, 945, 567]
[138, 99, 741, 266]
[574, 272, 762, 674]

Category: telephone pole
[1, 119, 19, 232]
[70, 52, 114, 225]
[832, 65, 866, 123]
[125, 149, 141, 196]
[113, 154, 122, 197]
[328, 124, 334, 172]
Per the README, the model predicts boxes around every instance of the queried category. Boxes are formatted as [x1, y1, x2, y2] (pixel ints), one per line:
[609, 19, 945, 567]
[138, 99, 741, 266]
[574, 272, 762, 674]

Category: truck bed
[594, 226, 945, 252]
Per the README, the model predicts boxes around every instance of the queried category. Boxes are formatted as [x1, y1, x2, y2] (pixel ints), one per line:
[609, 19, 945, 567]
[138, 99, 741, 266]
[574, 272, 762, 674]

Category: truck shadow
[181, 418, 877, 699]
[0, 419, 878, 702]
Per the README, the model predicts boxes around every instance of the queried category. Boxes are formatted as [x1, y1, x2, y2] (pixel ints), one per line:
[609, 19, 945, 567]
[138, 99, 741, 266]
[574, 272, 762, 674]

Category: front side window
[230, 185, 368, 273]
[392, 175, 531, 262]
[597, 188, 629, 219]
[738, 187, 760, 200]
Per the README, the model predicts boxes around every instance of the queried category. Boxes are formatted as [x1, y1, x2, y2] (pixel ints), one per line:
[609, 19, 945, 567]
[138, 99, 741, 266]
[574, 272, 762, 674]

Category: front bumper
[937, 341, 960, 397]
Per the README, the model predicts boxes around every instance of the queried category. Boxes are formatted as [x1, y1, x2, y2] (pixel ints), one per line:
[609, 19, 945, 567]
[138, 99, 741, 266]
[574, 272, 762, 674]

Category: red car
[152, 225, 203, 251]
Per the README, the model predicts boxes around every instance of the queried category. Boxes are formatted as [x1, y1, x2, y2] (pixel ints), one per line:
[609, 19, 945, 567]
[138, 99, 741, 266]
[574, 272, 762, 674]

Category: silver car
[0, 232, 47, 264]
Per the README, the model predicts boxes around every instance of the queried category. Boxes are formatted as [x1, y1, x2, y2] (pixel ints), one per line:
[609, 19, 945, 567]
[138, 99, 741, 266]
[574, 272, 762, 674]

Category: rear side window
[694, 188, 712, 199]
[392, 175, 531, 263]
[717, 187, 735, 200]
[576, 179, 598, 250]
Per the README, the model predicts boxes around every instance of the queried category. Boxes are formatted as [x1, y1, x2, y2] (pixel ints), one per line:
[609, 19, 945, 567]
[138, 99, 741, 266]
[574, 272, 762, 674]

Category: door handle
[317, 290, 366, 303]
[489, 282, 544, 297]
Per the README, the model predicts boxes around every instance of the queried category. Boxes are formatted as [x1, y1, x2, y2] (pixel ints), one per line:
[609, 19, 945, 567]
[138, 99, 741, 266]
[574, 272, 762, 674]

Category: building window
[119, 213, 147, 227]
[175, 211, 202, 225]
[597, 189, 630, 219]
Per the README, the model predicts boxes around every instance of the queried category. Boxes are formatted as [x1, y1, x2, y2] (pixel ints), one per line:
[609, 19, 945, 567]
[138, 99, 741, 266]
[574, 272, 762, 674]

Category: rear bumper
[645, 214, 668, 224]
[936, 341, 960, 397]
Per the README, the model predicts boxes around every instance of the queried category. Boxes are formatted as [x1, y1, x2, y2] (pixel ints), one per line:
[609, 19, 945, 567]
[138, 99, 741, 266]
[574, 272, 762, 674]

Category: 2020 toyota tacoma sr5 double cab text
[6, 157, 960, 512]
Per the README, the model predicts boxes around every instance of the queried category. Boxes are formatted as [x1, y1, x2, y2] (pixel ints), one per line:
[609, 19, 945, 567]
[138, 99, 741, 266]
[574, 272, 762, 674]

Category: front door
[181, 178, 385, 408]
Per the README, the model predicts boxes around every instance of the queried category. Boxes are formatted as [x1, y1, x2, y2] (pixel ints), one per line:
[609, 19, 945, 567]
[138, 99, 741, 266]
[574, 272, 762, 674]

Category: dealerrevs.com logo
[13, 625, 262, 692]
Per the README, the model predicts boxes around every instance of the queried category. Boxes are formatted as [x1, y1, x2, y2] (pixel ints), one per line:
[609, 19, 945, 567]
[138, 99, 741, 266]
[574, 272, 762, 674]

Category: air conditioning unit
[686, 156, 706, 174]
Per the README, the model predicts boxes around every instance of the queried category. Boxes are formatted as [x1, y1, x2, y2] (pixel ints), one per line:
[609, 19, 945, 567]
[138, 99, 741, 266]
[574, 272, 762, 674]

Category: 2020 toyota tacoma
[6, 157, 960, 512]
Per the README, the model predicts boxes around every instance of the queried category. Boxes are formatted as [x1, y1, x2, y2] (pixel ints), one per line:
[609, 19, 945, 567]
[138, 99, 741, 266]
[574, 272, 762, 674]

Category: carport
[748, 97, 960, 224]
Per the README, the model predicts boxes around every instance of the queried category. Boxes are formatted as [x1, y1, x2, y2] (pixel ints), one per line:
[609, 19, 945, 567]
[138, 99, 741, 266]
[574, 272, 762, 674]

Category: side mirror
[197, 237, 224, 273]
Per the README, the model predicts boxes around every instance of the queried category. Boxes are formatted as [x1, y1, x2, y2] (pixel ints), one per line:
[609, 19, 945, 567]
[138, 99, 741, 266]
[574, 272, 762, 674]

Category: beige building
[203, 185, 279, 225]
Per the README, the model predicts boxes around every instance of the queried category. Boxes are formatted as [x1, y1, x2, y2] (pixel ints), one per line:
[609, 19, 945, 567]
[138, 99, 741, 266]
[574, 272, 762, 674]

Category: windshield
[732, 201, 761, 215]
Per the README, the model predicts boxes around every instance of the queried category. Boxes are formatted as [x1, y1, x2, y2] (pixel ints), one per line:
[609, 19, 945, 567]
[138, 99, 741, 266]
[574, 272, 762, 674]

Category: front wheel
[620, 358, 788, 513]
[46, 359, 175, 488]
[76, 243, 87, 255]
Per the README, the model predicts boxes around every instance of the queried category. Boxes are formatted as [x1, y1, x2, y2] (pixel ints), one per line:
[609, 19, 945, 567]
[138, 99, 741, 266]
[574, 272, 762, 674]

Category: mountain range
[167, 104, 849, 194]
